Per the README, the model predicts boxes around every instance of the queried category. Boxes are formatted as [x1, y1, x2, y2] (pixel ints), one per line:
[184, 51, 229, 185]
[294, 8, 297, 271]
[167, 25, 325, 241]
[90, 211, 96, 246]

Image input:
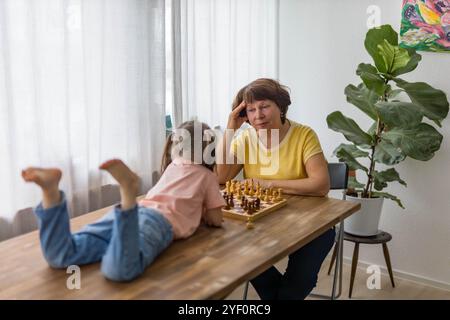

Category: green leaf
[333, 145, 369, 172]
[374, 140, 406, 165]
[375, 101, 423, 129]
[393, 78, 449, 127]
[377, 40, 410, 74]
[356, 63, 387, 96]
[368, 122, 377, 135]
[382, 123, 443, 161]
[348, 176, 365, 189]
[327, 111, 374, 148]
[345, 84, 379, 120]
[373, 168, 407, 191]
[386, 87, 404, 99]
[334, 143, 369, 158]
[371, 191, 405, 209]
[391, 48, 422, 76]
[365, 25, 399, 73]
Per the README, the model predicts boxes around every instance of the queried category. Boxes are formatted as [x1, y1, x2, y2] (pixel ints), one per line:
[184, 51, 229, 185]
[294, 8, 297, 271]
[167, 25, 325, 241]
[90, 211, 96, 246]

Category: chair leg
[382, 243, 395, 288]
[242, 281, 250, 300]
[310, 223, 345, 300]
[349, 242, 359, 299]
[327, 243, 338, 275]
[338, 224, 344, 298]
[331, 221, 344, 300]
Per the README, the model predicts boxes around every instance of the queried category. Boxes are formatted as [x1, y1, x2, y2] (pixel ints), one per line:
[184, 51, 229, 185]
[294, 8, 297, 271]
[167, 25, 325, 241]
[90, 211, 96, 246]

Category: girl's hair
[161, 120, 215, 173]
[231, 78, 291, 124]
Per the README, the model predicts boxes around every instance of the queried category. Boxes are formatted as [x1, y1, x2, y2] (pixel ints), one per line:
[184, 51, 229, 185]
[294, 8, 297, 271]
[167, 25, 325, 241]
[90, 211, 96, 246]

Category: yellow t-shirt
[230, 120, 323, 180]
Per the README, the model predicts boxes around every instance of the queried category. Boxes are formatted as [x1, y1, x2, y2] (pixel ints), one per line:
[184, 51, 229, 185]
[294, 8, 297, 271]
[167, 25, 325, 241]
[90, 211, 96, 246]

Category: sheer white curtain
[171, 0, 279, 129]
[0, 0, 166, 231]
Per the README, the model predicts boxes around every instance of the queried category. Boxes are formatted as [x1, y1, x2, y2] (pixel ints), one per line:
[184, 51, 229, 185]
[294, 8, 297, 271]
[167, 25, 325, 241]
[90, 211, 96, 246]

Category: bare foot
[21, 168, 62, 190]
[21, 167, 62, 209]
[99, 159, 140, 210]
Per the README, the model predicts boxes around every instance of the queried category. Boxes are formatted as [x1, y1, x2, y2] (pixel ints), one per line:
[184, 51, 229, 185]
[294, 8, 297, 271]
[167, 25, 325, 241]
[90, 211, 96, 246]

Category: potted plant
[326, 24, 449, 236]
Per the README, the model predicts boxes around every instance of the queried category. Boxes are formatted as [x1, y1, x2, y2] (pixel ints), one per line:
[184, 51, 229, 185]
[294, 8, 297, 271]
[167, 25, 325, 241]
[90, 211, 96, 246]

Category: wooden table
[0, 195, 360, 299]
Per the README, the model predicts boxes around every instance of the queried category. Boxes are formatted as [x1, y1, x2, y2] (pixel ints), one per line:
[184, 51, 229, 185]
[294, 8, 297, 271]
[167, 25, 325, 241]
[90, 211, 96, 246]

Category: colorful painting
[400, 0, 450, 52]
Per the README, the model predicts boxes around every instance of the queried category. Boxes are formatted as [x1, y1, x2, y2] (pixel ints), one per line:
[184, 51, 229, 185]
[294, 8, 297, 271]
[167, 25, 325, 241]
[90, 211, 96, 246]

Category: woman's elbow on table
[318, 177, 331, 197]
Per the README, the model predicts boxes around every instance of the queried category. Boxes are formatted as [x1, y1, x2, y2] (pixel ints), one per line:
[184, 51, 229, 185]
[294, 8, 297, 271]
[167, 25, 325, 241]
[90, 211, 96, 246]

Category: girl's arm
[247, 153, 330, 197]
[203, 207, 224, 227]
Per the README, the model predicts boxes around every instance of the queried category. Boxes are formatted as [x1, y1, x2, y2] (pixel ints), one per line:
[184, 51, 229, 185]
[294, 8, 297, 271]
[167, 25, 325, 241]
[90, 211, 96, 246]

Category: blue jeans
[34, 191, 173, 282]
[250, 227, 335, 300]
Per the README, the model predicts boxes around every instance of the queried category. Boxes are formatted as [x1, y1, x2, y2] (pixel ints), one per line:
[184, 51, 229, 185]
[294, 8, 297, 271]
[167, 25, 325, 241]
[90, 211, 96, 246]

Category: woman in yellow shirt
[216, 78, 334, 300]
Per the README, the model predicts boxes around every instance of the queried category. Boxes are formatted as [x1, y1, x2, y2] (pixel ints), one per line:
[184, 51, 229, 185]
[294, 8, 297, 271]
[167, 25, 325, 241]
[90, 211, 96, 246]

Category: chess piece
[224, 196, 230, 210]
[255, 198, 261, 210]
[246, 218, 254, 229]
[226, 181, 231, 194]
[264, 190, 270, 202]
[240, 196, 246, 206]
[231, 181, 234, 192]
[272, 192, 279, 202]
[271, 189, 279, 202]
[278, 188, 283, 200]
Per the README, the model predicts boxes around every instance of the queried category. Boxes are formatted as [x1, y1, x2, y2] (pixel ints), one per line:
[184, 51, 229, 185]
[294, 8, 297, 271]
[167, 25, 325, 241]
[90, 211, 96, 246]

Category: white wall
[280, 0, 450, 288]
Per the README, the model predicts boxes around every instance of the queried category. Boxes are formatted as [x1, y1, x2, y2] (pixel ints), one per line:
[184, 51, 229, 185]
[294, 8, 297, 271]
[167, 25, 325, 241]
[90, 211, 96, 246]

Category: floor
[225, 257, 450, 300]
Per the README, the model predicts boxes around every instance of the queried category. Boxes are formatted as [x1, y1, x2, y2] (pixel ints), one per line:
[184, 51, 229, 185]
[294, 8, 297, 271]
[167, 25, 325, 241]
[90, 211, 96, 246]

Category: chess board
[220, 185, 287, 223]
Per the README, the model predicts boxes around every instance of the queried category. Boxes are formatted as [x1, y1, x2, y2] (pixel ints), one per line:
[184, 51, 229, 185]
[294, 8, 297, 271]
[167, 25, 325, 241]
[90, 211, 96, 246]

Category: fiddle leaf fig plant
[327, 25, 449, 208]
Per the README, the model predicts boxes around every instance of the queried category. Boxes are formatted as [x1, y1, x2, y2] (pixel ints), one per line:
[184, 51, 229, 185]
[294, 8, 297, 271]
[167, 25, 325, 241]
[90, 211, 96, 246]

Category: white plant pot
[344, 195, 384, 237]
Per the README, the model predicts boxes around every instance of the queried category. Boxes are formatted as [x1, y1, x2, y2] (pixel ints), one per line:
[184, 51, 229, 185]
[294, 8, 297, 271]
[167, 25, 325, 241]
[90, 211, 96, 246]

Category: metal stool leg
[349, 242, 359, 298]
[382, 243, 396, 288]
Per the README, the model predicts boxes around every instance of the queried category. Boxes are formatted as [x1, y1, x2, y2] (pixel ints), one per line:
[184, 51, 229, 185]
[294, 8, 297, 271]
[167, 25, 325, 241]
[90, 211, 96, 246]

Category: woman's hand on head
[227, 101, 248, 130]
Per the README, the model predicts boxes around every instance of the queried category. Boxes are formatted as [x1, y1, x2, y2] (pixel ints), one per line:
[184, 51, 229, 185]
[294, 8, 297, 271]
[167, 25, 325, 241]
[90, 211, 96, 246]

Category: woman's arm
[214, 132, 243, 183]
[215, 101, 247, 184]
[247, 153, 330, 197]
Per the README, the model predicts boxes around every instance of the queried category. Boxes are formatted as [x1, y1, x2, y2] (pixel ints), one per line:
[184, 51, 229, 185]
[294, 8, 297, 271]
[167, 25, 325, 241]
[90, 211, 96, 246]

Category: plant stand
[327, 230, 395, 298]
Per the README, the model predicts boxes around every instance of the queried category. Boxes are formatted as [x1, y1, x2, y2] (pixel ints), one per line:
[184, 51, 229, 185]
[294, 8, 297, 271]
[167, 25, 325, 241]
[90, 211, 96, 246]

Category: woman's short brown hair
[231, 78, 291, 124]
